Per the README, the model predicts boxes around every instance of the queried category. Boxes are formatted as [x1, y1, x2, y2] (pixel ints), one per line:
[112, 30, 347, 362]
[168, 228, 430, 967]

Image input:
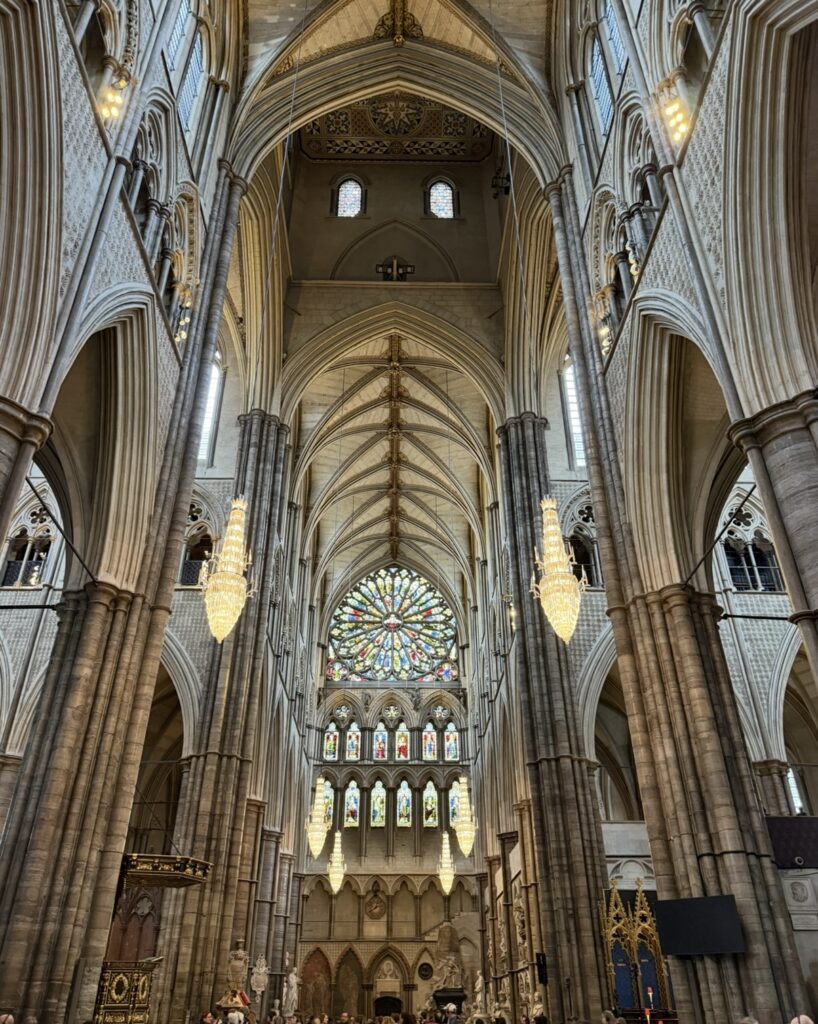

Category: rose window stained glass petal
[337, 178, 363, 217]
[429, 180, 454, 218]
[327, 566, 457, 682]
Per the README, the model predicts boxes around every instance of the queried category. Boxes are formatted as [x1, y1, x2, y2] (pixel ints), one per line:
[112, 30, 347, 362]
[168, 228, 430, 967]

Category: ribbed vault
[292, 332, 495, 629]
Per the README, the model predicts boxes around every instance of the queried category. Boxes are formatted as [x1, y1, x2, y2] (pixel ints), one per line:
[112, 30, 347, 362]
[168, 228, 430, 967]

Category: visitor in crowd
[789, 1017, 815, 1024]
[201, 1012, 216, 1024]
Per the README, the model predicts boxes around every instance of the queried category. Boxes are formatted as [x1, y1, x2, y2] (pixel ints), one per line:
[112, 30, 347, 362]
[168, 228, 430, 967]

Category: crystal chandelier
[306, 776, 329, 859]
[530, 497, 583, 643]
[453, 775, 477, 857]
[327, 830, 346, 894]
[438, 831, 455, 894]
[201, 497, 253, 643]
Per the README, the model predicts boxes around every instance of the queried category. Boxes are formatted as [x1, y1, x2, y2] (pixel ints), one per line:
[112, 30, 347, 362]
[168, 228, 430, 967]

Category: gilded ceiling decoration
[299, 91, 494, 161]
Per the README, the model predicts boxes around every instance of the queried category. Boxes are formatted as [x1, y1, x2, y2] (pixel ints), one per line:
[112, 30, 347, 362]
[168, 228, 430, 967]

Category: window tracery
[327, 566, 458, 683]
[722, 499, 784, 593]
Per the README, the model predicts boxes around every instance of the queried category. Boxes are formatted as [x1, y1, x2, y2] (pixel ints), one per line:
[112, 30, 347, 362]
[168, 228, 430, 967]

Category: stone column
[731, 395, 818, 699]
[547, 171, 809, 1022]
[0, 398, 51, 553]
[754, 759, 795, 816]
[496, 412, 609, 1023]
[498, 832, 519, 1024]
[162, 408, 292, 1022]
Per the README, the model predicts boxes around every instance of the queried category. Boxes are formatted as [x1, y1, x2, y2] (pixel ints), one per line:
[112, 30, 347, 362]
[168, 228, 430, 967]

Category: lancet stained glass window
[397, 780, 412, 826]
[444, 722, 459, 762]
[371, 780, 386, 827]
[422, 780, 439, 827]
[396, 722, 410, 760]
[323, 779, 335, 827]
[327, 566, 458, 682]
[344, 781, 360, 827]
[324, 722, 339, 761]
[346, 721, 361, 761]
[449, 780, 461, 825]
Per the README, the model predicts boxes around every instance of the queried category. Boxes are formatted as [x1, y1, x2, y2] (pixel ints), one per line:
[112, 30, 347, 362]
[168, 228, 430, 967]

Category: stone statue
[473, 971, 485, 1014]
[228, 940, 250, 990]
[282, 965, 300, 1017]
[250, 955, 270, 999]
[531, 996, 544, 1019]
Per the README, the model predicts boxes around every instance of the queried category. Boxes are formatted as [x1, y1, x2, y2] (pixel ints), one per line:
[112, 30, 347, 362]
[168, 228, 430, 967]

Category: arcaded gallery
[0, 1, 816, 1023]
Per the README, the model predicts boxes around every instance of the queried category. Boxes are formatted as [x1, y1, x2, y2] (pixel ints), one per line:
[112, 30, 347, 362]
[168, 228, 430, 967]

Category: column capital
[753, 758, 790, 778]
[0, 396, 52, 450]
[729, 388, 818, 451]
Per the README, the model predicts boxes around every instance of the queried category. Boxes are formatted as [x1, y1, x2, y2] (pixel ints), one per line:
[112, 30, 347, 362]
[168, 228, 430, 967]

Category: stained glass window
[373, 721, 388, 760]
[429, 180, 455, 218]
[344, 781, 360, 827]
[337, 178, 363, 217]
[422, 780, 439, 827]
[346, 721, 361, 761]
[396, 722, 410, 761]
[397, 780, 412, 826]
[371, 780, 387, 827]
[563, 363, 586, 467]
[324, 722, 339, 761]
[422, 722, 438, 761]
[327, 566, 458, 683]
[323, 779, 335, 827]
[444, 722, 459, 762]
[449, 780, 461, 825]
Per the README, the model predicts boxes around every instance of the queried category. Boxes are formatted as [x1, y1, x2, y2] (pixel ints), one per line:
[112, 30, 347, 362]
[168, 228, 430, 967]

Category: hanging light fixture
[200, 497, 253, 643]
[438, 831, 455, 895]
[306, 776, 329, 859]
[327, 830, 346, 894]
[530, 497, 583, 643]
[453, 775, 477, 858]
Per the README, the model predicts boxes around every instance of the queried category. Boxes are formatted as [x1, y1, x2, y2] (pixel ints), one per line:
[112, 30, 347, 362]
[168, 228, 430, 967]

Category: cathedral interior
[1, 0, 818, 1022]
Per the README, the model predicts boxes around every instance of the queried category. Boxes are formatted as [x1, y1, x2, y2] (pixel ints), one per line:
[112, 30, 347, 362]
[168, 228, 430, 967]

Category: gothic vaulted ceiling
[291, 333, 497, 623]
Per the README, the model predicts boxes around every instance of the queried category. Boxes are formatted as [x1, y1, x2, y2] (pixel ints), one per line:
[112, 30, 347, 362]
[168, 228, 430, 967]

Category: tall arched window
[443, 722, 459, 762]
[373, 721, 388, 760]
[569, 531, 602, 587]
[397, 779, 412, 826]
[602, 1, 626, 74]
[199, 353, 224, 465]
[178, 31, 205, 130]
[562, 361, 586, 468]
[422, 781, 438, 827]
[167, 0, 193, 70]
[427, 179, 456, 219]
[422, 722, 438, 761]
[449, 780, 461, 824]
[323, 722, 339, 761]
[589, 34, 614, 134]
[344, 781, 360, 827]
[323, 779, 335, 826]
[346, 721, 361, 760]
[396, 721, 410, 760]
[335, 178, 364, 218]
[370, 780, 386, 827]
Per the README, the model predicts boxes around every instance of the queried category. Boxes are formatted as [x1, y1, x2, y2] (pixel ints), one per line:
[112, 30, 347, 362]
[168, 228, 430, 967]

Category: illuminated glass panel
[429, 180, 455, 219]
[444, 722, 459, 761]
[371, 780, 387, 827]
[344, 781, 360, 827]
[449, 780, 461, 825]
[396, 722, 410, 760]
[346, 721, 361, 761]
[397, 780, 412, 826]
[327, 566, 458, 683]
[422, 781, 439, 827]
[337, 178, 363, 217]
[323, 779, 334, 827]
[373, 722, 388, 760]
[422, 722, 438, 761]
[323, 722, 339, 761]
